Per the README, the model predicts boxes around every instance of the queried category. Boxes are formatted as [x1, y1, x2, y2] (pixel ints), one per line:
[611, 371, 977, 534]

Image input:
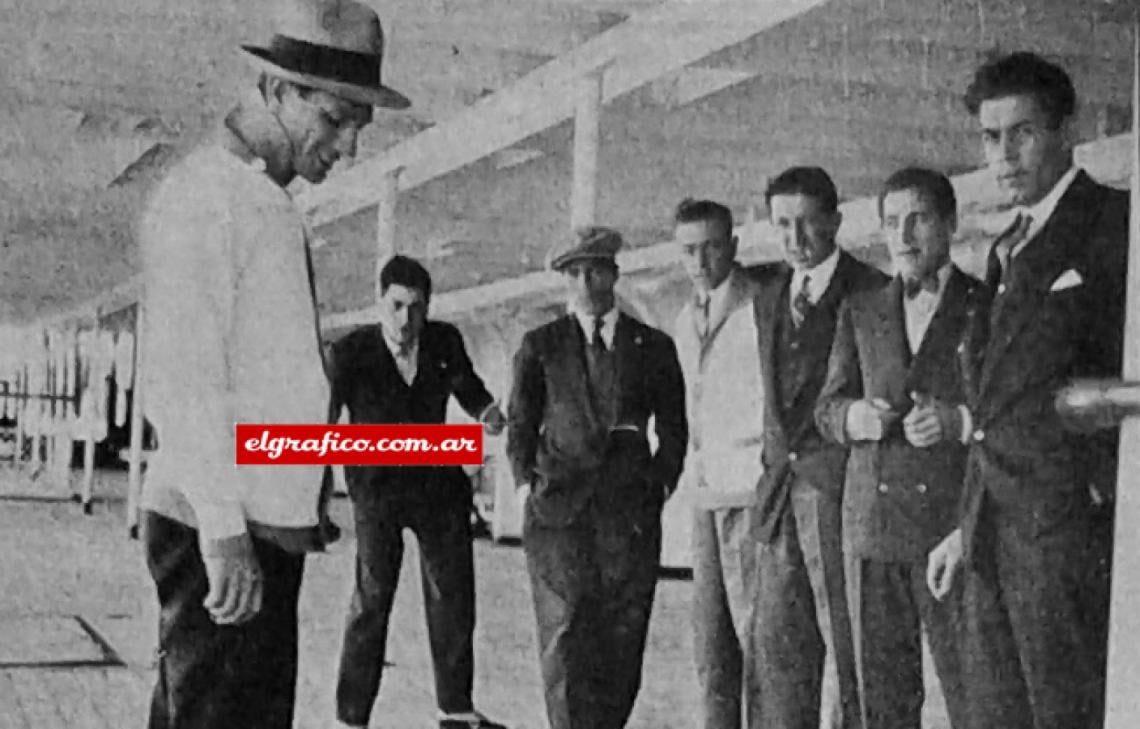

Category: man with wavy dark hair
[927, 51, 1127, 729]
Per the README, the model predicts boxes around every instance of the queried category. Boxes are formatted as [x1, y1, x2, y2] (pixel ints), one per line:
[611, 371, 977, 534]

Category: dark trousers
[143, 511, 306, 729]
[523, 501, 661, 729]
[787, 479, 860, 729]
[336, 487, 476, 726]
[845, 558, 968, 729]
[959, 503, 1111, 729]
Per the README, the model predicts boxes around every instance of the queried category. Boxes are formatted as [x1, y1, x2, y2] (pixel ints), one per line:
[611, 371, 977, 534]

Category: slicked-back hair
[877, 167, 957, 221]
[379, 254, 432, 302]
[764, 166, 839, 213]
[964, 51, 1076, 129]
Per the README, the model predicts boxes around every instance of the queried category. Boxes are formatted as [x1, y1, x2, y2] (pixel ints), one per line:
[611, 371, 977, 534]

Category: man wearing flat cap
[507, 226, 688, 729]
[138, 1, 408, 727]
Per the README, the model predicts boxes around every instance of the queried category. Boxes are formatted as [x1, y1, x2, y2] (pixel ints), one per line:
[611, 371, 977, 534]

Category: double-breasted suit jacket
[816, 268, 981, 562]
[814, 267, 979, 729]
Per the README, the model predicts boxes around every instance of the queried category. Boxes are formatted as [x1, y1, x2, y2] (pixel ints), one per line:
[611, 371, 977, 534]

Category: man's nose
[335, 127, 359, 160]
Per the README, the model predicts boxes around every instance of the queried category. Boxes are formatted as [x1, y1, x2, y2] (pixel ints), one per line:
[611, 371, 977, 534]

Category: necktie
[591, 316, 606, 351]
[791, 274, 812, 328]
[993, 212, 1032, 290]
[694, 294, 711, 339]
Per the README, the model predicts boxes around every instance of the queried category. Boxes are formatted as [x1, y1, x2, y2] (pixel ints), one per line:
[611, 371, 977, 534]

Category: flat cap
[549, 226, 623, 271]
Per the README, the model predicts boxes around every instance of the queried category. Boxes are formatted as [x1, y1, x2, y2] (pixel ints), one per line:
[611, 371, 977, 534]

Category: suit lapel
[754, 266, 792, 418]
[868, 279, 913, 404]
[556, 315, 600, 425]
[979, 175, 1094, 395]
[699, 269, 753, 363]
[781, 252, 854, 404]
[911, 268, 968, 364]
[612, 314, 638, 418]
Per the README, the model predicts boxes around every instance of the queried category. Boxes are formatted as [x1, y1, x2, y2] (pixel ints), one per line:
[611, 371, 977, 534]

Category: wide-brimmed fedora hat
[241, 0, 411, 109]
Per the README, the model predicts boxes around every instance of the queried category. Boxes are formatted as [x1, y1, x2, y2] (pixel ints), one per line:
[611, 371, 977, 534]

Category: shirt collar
[698, 266, 738, 311]
[791, 247, 841, 305]
[901, 262, 954, 304]
[381, 328, 418, 360]
[216, 90, 276, 177]
[1012, 165, 1080, 244]
[572, 305, 619, 349]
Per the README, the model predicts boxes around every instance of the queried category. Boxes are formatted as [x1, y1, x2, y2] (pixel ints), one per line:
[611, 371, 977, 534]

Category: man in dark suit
[816, 168, 979, 729]
[926, 53, 1128, 729]
[331, 255, 509, 729]
[749, 166, 887, 729]
[507, 226, 688, 729]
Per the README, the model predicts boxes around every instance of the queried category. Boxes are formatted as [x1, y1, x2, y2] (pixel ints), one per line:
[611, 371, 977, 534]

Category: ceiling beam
[312, 129, 1132, 333]
[297, 0, 837, 228]
[20, 129, 1132, 331]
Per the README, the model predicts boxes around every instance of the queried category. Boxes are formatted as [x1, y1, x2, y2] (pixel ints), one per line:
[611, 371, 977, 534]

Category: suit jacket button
[997, 284, 1007, 295]
[973, 429, 985, 442]
[878, 483, 889, 493]
[788, 451, 798, 462]
[916, 483, 927, 494]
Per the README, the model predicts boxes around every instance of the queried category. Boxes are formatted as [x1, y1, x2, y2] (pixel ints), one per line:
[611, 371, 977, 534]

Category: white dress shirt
[790, 247, 842, 311]
[1008, 165, 1080, 258]
[572, 305, 619, 350]
[902, 264, 954, 355]
[383, 333, 419, 385]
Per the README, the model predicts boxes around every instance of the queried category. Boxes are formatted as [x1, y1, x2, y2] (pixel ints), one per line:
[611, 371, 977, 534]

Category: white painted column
[373, 166, 403, 300]
[126, 304, 146, 537]
[570, 71, 603, 231]
[1105, 12, 1140, 728]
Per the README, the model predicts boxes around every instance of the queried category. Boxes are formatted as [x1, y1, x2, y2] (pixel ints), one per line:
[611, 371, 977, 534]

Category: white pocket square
[1049, 269, 1083, 292]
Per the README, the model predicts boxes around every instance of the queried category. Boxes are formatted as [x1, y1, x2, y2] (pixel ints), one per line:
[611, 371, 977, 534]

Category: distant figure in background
[670, 199, 767, 729]
[138, 1, 408, 728]
[926, 51, 1128, 729]
[330, 255, 508, 729]
[815, 167, 977, 729]
[507, 226, 688, 729]
[749, 166, 887, 729]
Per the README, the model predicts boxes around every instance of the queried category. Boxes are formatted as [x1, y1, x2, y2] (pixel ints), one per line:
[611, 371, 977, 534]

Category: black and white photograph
[2, 1, 1139, 728]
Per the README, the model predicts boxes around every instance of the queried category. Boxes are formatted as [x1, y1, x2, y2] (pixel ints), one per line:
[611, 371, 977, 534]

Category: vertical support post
[14, 366, 25, 465]
[1105, 11, 1140, 728]
[570, 71, 603, 232]
[127, 304, 146, 538]
[374, 166, 403, 301]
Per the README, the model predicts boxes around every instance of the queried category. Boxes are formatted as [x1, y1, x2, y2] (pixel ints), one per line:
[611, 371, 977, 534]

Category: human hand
[202, 538, 263, 625]
[482, 404, 507, 436]
[904, 392, 961, 448]
[926, 528, 964, 601]
[845, 398, 896, 441]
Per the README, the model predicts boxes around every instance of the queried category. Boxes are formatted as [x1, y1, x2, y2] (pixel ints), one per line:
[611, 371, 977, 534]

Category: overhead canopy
[1, 0, 1134, 324]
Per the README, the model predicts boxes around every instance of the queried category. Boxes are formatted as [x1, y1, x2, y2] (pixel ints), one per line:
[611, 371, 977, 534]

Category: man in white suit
[672, 199, 767, 729]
